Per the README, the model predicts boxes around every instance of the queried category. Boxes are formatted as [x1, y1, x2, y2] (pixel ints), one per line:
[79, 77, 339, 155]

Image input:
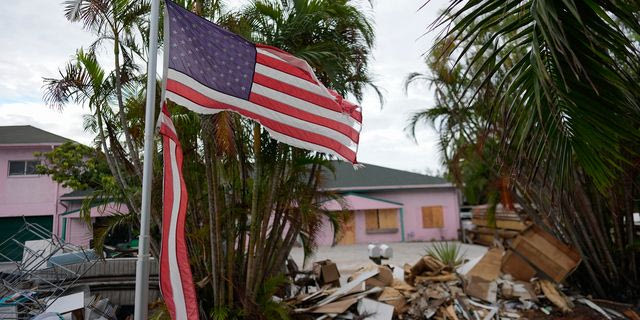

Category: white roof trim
[322, 183, 455, 191]
[0, 143, 64, 147]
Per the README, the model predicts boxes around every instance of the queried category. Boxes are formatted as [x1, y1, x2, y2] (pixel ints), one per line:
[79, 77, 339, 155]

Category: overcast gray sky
[0, 0, 447, 174]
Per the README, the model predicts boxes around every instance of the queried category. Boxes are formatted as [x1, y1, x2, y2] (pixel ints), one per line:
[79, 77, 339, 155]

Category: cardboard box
[365, 266, 393, 288]
[313, 260, 341, 287]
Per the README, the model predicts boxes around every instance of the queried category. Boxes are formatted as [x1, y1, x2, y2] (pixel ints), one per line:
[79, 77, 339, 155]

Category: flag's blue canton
[166, 1, 256, 100]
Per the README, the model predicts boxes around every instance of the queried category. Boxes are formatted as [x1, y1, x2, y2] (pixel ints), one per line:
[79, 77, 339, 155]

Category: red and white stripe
[158, 104, 199, 320]
[165, 44, 362, 163]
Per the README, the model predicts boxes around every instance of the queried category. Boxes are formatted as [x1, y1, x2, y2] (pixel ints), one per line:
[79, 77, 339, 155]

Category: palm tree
[42, 49, 163, 252]
[412, 0, 640, 299]
[405, 29, 523, 209]
[44, 0, 378, 317]
[183, 1, 380, 315]
[63, 0, 151, 177]
[242, 0, 381, 102]
[431, 0, 640, 190]
[44, 49, 129, 208]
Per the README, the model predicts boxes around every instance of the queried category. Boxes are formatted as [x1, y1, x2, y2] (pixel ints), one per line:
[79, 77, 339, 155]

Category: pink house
[316, 161, 461, 246]
[0, 126, 123, 260]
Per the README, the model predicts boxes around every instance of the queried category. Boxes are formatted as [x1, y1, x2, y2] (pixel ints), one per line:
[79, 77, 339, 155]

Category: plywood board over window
[422, 206, 444, 228]
[365, 209, 398, 233]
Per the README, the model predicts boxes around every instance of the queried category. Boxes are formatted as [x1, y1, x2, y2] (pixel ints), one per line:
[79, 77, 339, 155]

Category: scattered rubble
[2, 221, 637, 319]
[287, 226, 637, 319]
[467, 205, 530, 246]
[0, 220, 146, 319]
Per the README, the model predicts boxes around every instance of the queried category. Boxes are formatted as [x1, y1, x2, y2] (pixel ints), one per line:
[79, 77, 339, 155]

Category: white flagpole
[134, 0, 161, 318]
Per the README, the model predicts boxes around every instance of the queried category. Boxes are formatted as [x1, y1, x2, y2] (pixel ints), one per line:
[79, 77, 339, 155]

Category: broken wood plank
[466, 248, 503, 282]
[415, 273, 458, 283]
[539, 279, 572, 312]
[510, 226, 581, 283]
[501, 250, 536, 281]
[310, 297, 360, 314]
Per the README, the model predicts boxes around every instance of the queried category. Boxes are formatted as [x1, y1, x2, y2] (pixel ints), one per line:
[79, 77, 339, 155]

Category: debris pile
[287, 263, 409, 319]
[286, 226, 639, 319]
[467, 205, 530, 246]
[0, 220, 147, 319]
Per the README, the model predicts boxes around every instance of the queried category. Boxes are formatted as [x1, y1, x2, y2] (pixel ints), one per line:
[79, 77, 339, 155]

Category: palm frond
[431, 0, 640, 190]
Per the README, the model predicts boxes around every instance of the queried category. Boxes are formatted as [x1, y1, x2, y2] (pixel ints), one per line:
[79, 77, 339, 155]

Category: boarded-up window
[422, 206, 444, 228]
[365, 209, 398, 231]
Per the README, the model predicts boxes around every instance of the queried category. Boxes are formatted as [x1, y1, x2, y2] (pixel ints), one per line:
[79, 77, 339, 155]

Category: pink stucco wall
[0, 145, 67, 217]
[315, 187, 460, 246]
[315, 216, 336, 245]
[59, 202, 128, 247]
[1, 144, 124, 247]
[65, 218, 94, 247]
[0, 145, 72, 238]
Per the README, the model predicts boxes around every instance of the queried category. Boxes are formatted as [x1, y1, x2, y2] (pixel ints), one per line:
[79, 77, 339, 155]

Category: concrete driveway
[290, 241, 487, 275]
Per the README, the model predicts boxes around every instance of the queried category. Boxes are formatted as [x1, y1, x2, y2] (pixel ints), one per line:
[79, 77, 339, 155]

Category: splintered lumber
[471, 204, 522, 219]
[310, 297, 359, 314]
[377, 287, 407, 314]
[510, 226, 581, 282]
[415, 273, 458, 283]
[464, 248, 503, 303]
[350, 265, 394, 288]
[469, 234, 494, 246]
[467, 227, 519, 238]
[315, 269, 379, 307]
[442, 304, 459, 320]
[539, 280, 572, 312]
[501, 250, 537, 281]
[465, 275, 498, 303]
[410, 256, 446, 275]
[472, 218, 529, 231]
[406, 256, 450, 286]
[466, 248, 503, 282]
[469, 205, 530, 246]
[391, 279, 415, 292]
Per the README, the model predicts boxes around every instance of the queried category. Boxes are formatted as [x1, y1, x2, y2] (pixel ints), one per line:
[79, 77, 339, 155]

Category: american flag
[163, 0, 362, 163]
[157, 104, 199, 320]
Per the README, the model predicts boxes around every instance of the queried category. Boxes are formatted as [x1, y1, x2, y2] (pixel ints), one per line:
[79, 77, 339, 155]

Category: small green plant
[425, 241, 466, 268]
[255, 275, 291, 320]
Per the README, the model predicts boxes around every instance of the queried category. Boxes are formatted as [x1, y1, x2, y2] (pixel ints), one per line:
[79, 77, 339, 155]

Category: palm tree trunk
[573, 177, 617, 279]
[252, 152, 282, 293]
[203, 131, 221, 306]
[270, 215, 300, 279]
[96, 109, 136, 213]
[211, 154, 225, 305]
[562, 212, 606, 297]
[621, 172, 637, 282]
[226, 212, 234, 306]
[111, 23, 142, 178]
[245, 123, 261, 301]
